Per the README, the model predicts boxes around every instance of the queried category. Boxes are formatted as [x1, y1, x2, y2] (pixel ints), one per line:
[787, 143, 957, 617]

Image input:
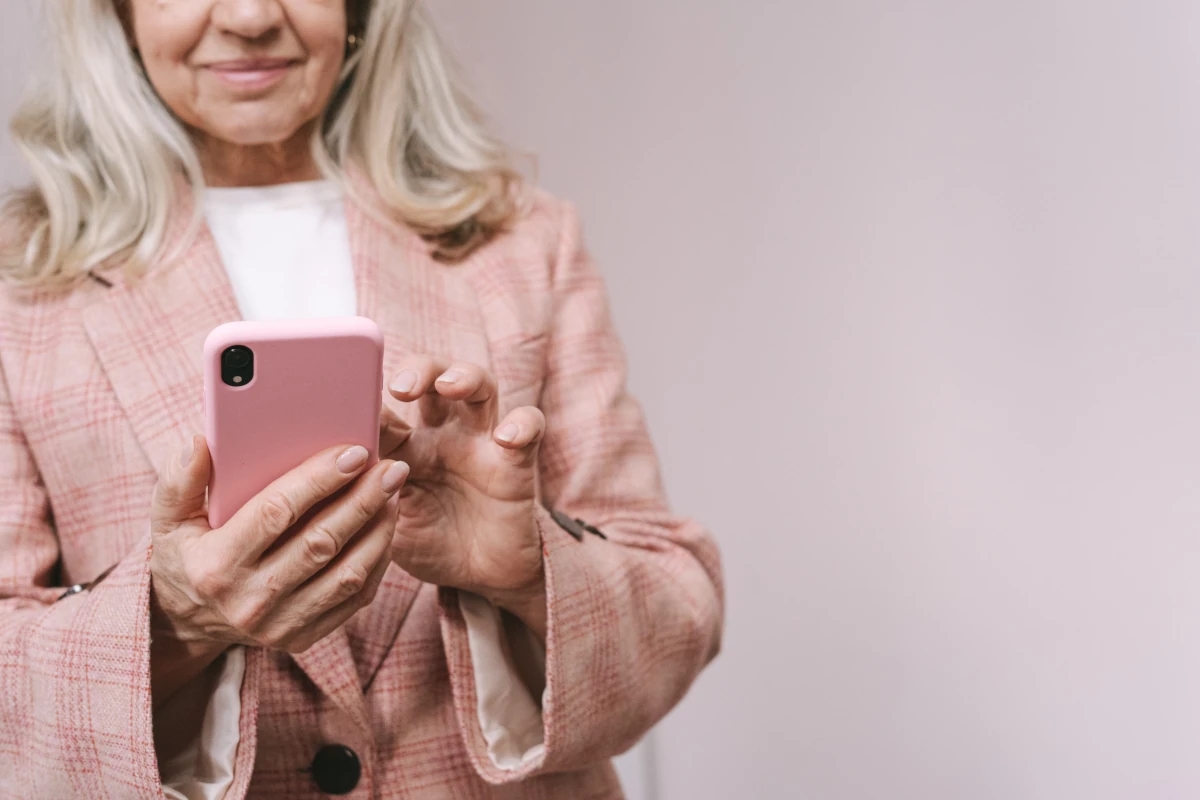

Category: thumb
[379, 400, 413, 456]
[150, 434, 212, 536]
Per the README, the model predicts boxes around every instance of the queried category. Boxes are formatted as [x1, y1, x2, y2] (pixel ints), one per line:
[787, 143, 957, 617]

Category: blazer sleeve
[439, 200, 725, 783]
[0, 352, 165, 798]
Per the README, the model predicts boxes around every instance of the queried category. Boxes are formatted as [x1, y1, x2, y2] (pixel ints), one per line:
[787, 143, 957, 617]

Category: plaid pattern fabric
[0, 182, 723, 799]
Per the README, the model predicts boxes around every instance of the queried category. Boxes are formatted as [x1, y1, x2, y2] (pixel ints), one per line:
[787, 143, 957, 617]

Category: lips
[204, 58, 299, 90]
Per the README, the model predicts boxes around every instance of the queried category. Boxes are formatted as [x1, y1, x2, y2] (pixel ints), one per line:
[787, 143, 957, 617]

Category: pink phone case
[203, 316, 384, 529]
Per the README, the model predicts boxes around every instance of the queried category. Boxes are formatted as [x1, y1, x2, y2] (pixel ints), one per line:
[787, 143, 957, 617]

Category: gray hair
[2, 0, 521, 288]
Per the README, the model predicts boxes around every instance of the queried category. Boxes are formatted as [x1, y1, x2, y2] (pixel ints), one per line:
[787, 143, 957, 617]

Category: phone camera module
[221, 345, 255, 387]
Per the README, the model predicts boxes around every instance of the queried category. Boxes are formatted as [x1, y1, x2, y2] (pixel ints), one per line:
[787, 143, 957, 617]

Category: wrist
[149, 578, 227, 707]
[486, 568, 548, 643]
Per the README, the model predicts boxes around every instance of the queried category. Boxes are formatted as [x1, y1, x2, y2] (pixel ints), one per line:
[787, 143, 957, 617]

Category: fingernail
[179, 436, 195, 467]
[381, 461, 410, 494]
[337, 445, 370, 474]
[496, 423, 519, 443]
[437, 369, 464, 386]
[391, 370, 418, 394]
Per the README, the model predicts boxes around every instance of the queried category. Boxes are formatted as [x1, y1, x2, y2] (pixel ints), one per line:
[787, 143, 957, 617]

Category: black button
[311, 744, 361, 795]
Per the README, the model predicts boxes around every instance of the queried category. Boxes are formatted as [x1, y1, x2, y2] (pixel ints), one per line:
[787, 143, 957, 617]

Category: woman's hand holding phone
[145, 435, 410, 707]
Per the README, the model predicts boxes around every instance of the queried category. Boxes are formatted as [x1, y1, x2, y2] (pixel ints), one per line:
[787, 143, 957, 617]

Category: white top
[202, 180, 357, 321]
[156, 180, 545, 800]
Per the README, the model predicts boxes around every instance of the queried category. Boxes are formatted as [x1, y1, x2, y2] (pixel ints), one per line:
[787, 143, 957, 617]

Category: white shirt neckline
[203, 179, 343, 210]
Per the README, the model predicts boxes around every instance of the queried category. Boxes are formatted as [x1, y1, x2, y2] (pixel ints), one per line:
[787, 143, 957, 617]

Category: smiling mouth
[205, 59, 300, 90]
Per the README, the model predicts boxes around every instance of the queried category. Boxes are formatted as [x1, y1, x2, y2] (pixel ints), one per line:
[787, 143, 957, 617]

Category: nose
[211, 0, 286, 41]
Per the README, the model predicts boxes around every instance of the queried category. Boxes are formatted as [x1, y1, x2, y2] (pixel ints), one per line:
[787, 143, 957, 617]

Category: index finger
[213, 444, 372, 564]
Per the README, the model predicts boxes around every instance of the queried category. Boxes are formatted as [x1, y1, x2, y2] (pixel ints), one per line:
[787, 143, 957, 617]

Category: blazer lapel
[343, 177, 492, 368]
[339, 181, 494, 687]
[81, 207, 240, 474]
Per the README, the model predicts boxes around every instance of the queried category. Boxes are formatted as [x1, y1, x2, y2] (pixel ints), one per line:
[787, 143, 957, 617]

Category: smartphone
[203, 316, 384, 529]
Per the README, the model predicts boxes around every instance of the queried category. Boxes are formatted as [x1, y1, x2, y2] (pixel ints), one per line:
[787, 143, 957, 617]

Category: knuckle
[185, 561, 226, 600]
[301, 470, 331, 499]
[350, 490, 381, 520]
[256, 494, 298, 532]
[154, 480, 182, 510]
[337, 564, 369, 598]
[255, 575, 284, 607]
[301, 525, 341, 566]
[230, 598, 270, 633]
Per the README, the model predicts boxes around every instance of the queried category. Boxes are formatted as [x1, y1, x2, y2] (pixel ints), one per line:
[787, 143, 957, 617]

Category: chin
[206, 113, 311, 148]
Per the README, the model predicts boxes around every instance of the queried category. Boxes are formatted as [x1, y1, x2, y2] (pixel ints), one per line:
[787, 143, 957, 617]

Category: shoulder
[442, 188, 589, 365]
[511, 186, 580, 251]
[0, 287, 76, 380]
[0, 209, 98, 365]
[463, 186, 586, 288]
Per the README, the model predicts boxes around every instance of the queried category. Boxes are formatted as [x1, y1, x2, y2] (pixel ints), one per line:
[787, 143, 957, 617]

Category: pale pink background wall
[0, 1, 37, 189]
[6, 2, 1200, 799]
[431, 2, 1200, 799]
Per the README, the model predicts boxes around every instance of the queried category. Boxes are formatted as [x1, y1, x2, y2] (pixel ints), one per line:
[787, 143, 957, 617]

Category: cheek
[292, 14, 348, 105]
[131, 10, 207, 116]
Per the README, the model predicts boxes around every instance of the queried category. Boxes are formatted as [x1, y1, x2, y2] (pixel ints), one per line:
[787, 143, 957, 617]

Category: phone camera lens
[221, 345, 254, 387]
[227, 347, 250, 368]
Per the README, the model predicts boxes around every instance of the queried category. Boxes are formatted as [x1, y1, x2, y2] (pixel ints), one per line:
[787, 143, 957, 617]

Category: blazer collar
[81, 170, 491, 722]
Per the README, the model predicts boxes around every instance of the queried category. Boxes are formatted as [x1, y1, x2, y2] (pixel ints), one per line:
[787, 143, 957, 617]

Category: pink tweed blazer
[0, 183, 723, 799]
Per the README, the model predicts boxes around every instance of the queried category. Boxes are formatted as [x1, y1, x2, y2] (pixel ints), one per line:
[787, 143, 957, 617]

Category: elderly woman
[0, 0, 722, 798]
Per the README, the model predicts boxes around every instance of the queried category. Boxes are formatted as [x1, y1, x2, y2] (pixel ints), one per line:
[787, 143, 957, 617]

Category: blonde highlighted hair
[1, 0, 521, 288]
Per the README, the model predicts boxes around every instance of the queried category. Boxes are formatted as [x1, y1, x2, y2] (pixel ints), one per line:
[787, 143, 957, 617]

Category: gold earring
[347, 32, 362, 52]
